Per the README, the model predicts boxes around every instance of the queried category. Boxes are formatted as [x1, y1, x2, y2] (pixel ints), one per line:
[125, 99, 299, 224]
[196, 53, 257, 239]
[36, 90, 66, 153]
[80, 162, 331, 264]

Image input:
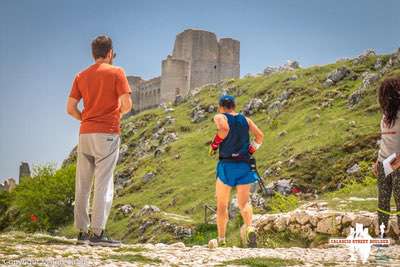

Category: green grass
[219, 257, 301, 267]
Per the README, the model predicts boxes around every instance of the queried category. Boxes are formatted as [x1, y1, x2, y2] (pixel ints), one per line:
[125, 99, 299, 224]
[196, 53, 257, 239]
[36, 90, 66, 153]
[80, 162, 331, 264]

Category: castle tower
[19, 161, 31, 183]
[160, 29, 240, 104]
[218, 38, 240, 80]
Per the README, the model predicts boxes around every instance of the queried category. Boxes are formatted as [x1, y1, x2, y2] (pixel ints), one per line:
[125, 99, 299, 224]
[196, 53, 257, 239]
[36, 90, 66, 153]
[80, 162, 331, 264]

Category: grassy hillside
[12, 49, 400, 246]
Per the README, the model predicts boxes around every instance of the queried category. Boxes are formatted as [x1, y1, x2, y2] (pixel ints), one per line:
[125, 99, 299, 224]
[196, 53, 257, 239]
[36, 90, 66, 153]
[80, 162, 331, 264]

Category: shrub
[12, 164, 75, 232]
[267, 193, 299, 213]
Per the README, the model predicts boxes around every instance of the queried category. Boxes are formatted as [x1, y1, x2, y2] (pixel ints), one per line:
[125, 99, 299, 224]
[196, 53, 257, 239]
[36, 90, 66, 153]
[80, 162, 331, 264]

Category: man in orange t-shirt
[67, 35, 132, 247]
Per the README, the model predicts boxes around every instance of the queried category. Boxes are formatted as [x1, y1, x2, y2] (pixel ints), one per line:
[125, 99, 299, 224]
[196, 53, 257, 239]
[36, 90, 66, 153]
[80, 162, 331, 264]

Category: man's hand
[208, 146, 217, 157]
[248, 141, 262, 155]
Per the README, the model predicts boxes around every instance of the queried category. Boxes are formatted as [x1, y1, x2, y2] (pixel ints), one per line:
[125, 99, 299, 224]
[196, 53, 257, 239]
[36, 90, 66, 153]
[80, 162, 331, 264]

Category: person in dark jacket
[208, 95, 264, 247]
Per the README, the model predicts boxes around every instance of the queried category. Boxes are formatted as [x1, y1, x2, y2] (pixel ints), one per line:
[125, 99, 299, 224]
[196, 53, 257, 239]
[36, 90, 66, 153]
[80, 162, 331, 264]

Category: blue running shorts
[216, 160, 258, 187]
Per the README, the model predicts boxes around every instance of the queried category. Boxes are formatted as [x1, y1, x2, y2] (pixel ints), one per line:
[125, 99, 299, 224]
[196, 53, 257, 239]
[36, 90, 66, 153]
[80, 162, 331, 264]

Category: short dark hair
[91, 35, 113, 59]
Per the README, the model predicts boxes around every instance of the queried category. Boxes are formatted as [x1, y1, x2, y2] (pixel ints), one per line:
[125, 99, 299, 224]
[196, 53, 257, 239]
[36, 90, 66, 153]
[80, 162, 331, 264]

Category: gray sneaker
[89, 231, 121, 247]
[76, 231, 90, 245]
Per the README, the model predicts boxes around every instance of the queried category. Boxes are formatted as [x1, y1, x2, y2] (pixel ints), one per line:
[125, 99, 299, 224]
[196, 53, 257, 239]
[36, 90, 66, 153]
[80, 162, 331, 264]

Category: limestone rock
[162, 132, 178, 145]
[267, 101, 283, 113]
[316, 216, 339, 235]
[324, 67, 350, 86]
[140, 205, 160, 216]
[191, 106, 207, 123]
[243, 98, 264, 115]
[278, 89, 293, 101]
[346, 163, 360, 174]
[142, 172, 156, 183]
[118, 204, 134, 216]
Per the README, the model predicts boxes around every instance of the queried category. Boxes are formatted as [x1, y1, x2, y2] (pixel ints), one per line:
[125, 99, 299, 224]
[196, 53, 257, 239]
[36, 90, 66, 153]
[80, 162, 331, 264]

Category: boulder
[353, 49, 376, 64]
[118, 144, 129, 163]
[192, 108, 206, 123]
[250, 193, 265, 209]
[207, 105, 216, 113]
[267, 101, 283, 113]
[140, 205, 160, 216]
[362, 72, 380, 87]
[346, 163, 360, 174]
[162, 132, 178, 145]
[274, 179, 293, 195]
[118, 204, 134, 216]
[142, 172, 156, 183]
[278, 89, 293, 101]
[285, 60, 300, 69]
[374, 57, 384, 70]
[325, 67, 350, 84]
[243, 98, 264, 115]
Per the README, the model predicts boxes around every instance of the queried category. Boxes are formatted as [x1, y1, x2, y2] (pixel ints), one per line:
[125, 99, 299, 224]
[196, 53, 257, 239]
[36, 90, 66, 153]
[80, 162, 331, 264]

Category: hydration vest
[219, 113, 250, 161]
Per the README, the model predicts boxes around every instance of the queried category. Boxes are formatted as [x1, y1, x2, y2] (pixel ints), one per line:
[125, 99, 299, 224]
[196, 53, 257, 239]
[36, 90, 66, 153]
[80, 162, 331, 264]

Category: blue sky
[0, 0, 399, 182]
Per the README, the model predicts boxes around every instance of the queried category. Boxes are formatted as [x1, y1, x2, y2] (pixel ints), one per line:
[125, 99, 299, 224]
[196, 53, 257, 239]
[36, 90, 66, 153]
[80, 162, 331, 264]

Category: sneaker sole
[89, 241, 121, 247]
[247, 231, 257, 248]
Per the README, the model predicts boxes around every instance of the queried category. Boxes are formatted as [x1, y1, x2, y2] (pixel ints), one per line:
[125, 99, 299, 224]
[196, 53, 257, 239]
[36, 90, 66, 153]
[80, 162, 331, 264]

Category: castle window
[214, 65, 217, 69]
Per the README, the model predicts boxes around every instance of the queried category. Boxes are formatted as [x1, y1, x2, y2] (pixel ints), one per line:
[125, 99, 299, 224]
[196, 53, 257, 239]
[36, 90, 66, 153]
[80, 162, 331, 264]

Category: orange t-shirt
[69, 63, 132, 134]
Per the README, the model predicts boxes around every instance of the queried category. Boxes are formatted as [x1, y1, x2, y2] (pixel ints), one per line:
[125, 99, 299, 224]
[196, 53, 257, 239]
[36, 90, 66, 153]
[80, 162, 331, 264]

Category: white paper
[383, 153, 397, 176]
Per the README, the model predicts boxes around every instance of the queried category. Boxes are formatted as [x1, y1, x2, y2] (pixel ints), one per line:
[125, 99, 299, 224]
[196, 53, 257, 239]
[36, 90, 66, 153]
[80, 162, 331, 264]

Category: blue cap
[219, 95, 235, 105]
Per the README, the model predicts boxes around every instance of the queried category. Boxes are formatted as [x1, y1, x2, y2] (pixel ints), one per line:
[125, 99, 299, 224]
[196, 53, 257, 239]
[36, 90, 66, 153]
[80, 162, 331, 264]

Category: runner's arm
[247, 117, 264, 143]
[66, 97, 82, 121]
[214, 114, 229, 139]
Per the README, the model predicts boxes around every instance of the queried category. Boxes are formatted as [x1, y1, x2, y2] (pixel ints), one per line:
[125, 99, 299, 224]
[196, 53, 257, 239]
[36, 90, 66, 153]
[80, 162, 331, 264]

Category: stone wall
[254, 202, 399, 240]
[128, 76, 161, 113]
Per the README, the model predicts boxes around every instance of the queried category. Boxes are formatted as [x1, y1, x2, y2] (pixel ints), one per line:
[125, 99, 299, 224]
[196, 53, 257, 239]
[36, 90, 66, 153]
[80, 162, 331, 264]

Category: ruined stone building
[128, 29, 240, 113]
[19, 161, 31, 184]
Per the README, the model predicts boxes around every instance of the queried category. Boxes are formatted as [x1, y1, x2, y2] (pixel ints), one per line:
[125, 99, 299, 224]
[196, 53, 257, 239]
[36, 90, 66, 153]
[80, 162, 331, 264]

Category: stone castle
[128, 29, 240, 112]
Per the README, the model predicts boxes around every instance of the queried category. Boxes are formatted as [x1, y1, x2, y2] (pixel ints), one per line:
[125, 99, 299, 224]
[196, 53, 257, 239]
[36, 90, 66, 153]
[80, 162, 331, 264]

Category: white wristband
[251, 141, 262, 150]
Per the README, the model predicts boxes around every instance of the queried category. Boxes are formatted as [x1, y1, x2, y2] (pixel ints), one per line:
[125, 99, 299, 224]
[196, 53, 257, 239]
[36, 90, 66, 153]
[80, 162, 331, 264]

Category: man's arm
[119, 93, 133, 117]
[208, 114, 229, 155]
[246, 117, 264, 154]
[214, 114, 229, 139]
[247, 117, 264, 144]
[66, 97, 82, 121]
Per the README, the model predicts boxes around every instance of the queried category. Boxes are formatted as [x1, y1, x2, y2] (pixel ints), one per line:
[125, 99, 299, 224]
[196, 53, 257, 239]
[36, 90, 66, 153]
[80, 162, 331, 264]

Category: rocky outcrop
[348, 71, 380, 108]
[323, 67, 351, 87]
[263, 60, 300, 75]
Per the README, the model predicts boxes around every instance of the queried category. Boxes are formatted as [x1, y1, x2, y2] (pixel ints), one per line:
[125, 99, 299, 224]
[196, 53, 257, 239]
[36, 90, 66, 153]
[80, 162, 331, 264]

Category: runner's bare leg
[237, 184, 252, 226]
[216, 178, 232, 239]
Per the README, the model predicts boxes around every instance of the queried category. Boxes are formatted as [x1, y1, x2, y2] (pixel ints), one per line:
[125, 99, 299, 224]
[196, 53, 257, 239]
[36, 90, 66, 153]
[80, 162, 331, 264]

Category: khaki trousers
[74, 133, 120, 234]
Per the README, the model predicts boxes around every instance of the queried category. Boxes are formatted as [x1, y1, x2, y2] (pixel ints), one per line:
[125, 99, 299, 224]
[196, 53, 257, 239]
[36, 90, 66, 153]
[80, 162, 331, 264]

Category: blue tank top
[219, 113, 250, 161]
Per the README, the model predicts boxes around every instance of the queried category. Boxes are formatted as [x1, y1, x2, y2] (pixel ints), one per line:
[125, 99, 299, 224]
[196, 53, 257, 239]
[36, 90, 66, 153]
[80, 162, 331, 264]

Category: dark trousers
[377, 161, 400, 230]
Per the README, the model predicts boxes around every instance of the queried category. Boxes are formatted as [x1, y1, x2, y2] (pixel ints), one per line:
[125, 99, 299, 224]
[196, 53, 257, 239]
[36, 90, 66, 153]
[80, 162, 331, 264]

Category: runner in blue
[208, 95, 264, 248]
